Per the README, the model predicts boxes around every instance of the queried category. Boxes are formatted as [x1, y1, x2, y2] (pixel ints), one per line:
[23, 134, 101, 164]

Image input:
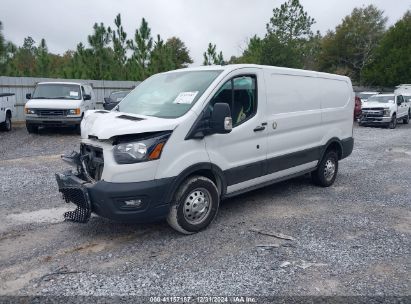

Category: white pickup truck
[360, 93, 410, 129]
[0, 93, 15, 132]
[25, 82, 96, 133]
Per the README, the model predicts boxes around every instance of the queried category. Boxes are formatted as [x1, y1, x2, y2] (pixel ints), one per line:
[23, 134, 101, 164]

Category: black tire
[389, 114, 397, 129]
[26, 123, 38, 134]
[403, 113, 409, 124]
[167, 176, 219, 234]
[75, 124, 81, 135]
[311, 151, 339, 187]
[0, 113, 11, 131]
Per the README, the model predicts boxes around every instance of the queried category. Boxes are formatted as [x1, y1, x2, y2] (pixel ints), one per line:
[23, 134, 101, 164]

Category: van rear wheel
[312, 151, 338, 187]
[167, 176, 219, 234]
[1, 114, 11, 131]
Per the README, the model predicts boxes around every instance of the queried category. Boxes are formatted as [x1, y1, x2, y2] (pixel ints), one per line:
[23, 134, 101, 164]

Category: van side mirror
[84, 94, 91, 101]
[26, 93, 31, 99]
[210, 103, 232, 134]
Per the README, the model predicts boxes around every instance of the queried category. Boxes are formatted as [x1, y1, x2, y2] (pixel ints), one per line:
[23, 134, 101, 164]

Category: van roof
[37, 81, 88, 86]
[166, 64, 350, 82]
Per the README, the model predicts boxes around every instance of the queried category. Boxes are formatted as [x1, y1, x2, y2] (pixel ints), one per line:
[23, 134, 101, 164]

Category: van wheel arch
[165, 163, 226, 204]
[321, 138, 343, 161]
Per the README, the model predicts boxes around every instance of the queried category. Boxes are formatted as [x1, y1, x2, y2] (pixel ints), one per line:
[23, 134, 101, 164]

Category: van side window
[232, 76, 257, 125]
[211, 81, 232, 109]
[210, 75, 257, 127]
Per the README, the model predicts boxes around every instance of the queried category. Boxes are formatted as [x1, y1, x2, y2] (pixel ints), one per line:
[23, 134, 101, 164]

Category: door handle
[253, 126, 266, 132]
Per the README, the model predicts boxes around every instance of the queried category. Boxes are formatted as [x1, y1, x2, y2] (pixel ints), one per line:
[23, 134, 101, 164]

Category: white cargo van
[0, 93, 15, 132]
[25, 82, 96, 133]
[56, 65, 354, 234]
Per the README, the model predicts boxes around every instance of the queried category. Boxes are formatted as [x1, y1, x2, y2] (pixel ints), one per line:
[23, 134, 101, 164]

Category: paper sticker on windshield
[174, 91, 198, 104]
[69, 91, 79, 97]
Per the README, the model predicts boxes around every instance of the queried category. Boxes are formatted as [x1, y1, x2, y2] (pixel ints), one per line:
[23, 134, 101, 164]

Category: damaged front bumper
[55, 152, 175, 224]
[56, 150, 97, 223]
[56, 171, 93, 223]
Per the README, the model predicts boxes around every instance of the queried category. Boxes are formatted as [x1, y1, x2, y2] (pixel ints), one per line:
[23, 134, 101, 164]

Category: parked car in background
[25, 82, 96, 134]
[56, 64, 354, 234]
[357, 91, 380, 104]
[354, 96, 362, 120]
[402, 93, 411, 104]
[395, 85, 411, 103]
[360, 94, 410, 129]
[395, 84, 411, 93]
[0, 93, 16, 132]
[103, 90, 130, 110]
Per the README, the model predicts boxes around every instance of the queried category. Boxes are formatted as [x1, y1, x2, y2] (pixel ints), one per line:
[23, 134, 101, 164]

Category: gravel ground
[0, 124, 410, 300]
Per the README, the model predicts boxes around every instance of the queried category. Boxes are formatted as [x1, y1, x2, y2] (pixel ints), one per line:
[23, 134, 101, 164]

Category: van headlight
[113, 133, 171, 164]
[68, 108, 81, 115]
[383, 108, 390, 116]
[25, 108, 36, 114]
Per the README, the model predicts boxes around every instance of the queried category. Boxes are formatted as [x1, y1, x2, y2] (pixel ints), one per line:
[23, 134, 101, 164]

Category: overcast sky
[1, 0, 410, 65]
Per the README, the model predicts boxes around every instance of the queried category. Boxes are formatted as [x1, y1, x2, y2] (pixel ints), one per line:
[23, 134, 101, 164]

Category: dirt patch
[0, 154, 61, 164]
[6, 207, 72, 225]
[63, 242, 108, 255]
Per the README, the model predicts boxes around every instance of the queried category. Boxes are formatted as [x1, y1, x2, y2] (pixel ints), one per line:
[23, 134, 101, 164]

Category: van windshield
[118, 70, 222, 118]
[368, 95, 394, 103]
[32, 84, 82, 100]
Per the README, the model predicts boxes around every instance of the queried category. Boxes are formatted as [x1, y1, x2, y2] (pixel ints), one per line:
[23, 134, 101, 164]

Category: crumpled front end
[55, 146, 174, 224]
[55, 147, 100, 223]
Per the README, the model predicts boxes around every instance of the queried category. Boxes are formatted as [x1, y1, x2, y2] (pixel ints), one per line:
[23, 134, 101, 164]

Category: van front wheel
[312, 151, 338, 187]
[167, 176, 219, 234]
[388, 114, 397, 129]
[403, 113, 409, 124]
[26, 123, 38, 134]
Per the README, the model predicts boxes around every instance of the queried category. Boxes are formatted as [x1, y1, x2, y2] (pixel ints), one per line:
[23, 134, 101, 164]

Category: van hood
[81, 110, 178, 140]
[362, 101, 393, 109]
[26, 99, 82, 109]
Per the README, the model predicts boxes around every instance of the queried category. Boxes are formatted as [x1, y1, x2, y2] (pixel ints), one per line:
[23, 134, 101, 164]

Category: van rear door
[204, 68, 267, 194]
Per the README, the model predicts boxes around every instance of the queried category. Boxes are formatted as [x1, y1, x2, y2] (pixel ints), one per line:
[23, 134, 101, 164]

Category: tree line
[0, 14, 193, 81]
[204, 1, 410, 87]
[0, 0, 410, 86]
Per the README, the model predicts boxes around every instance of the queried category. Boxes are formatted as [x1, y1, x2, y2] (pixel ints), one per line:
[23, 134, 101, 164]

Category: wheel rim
[183, 188, 212, 225]
[324, 159, 336, 182]
[6, 118, 11, 130]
